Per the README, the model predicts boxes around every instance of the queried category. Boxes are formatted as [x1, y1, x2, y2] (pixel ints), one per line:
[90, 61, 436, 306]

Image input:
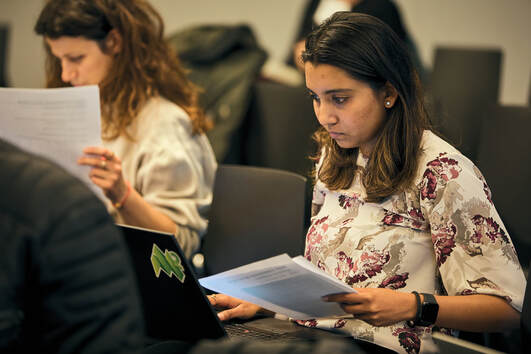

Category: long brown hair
[302, 12, 431, 202]
[34, 0, 210, 139]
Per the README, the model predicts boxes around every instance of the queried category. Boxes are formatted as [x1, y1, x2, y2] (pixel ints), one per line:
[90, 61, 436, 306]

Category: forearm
[116, 188, 177, 234]
[434, 294, 520, 332]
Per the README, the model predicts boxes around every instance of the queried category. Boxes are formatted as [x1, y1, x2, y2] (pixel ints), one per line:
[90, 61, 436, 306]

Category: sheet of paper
[0, 86, 103, 198]
[199, 253, 356, 320]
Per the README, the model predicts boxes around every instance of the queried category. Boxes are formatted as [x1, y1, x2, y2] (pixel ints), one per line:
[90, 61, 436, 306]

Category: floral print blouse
[300, 131, 525, 353]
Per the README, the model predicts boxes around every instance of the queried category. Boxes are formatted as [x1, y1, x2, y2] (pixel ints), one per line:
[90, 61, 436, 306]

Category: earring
[385, 101, 391, 107]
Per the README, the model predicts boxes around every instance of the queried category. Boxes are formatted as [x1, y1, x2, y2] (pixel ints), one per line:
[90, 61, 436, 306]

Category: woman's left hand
[322, 288, 417, 327]
[78, 146, 128, 205]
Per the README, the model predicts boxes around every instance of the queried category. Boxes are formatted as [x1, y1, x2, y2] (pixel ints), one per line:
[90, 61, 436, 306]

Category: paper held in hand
[0, 86, 104, 199]
[199, 253, 356, 320]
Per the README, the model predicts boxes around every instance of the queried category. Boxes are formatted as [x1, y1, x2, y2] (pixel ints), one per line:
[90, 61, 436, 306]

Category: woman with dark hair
[34, 0, 217, 258]
[210, 12, 524, 353]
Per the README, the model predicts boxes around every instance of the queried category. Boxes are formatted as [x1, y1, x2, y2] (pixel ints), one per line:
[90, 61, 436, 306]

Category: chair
[242, 81, 319, 228]
[475, 105, 531, 272]
[199, 164, 308, 275]
[429, 46, 502, 162]
[243, 80, 319, 178]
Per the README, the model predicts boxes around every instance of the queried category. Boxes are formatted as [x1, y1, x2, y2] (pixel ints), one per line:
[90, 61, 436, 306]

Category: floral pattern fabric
[302, 131, 525, 353]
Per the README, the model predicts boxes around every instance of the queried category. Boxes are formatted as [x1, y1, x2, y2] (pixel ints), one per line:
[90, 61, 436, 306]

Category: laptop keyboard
[224, 322, 305, 341]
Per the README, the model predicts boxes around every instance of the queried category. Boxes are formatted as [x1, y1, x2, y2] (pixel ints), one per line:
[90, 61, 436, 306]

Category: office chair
[475, 104, 531, 272]
[429, 46, 502, 162]
[242, 81, 319, 229]
[199, 164, 308, 275]
[243, 81, 318, 178]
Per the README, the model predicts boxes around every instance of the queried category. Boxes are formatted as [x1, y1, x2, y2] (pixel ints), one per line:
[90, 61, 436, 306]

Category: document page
[199, 254, 356, 320]
[0, 86, 103, 198]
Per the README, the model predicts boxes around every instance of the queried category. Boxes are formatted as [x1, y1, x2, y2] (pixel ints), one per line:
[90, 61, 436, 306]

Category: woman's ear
[382, 81, 398, 109]
[105, 29, 122, 55]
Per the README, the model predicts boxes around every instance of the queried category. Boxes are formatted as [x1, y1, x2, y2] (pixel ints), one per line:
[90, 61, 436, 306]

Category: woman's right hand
[208, 294, 265, 321]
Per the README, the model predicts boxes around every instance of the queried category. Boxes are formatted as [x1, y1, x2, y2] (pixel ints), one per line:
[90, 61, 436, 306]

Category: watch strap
[407, 291, 421, 327]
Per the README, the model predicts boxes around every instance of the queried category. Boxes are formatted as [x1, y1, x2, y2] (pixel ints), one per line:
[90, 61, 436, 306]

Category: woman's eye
[68, 56, 84, 63]
[309, 93, 320, 103]
[332, 96, 348, 105]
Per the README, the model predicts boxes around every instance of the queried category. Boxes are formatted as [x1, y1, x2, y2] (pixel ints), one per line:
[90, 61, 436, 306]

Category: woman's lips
[329, 132, 344, 139]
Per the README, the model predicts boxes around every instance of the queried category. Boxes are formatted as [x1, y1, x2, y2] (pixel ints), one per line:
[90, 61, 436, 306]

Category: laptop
[430, 332, 504, 354]
[118, 224, 349, 343]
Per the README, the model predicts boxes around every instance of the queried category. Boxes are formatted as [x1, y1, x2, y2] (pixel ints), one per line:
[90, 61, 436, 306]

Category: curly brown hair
[34, 0, 210, 140]
[302, 12, 431, 202]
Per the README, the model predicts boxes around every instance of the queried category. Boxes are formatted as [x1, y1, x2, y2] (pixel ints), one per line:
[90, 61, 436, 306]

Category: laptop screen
[118, 224, 226, 342]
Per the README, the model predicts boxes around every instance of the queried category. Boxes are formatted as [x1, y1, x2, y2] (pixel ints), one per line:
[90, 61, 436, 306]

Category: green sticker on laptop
[150, 243, 186, 283]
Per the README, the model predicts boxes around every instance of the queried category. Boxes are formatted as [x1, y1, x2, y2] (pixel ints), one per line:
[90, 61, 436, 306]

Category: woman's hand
[78, 146, 128, 205]
[208, 294, 268, 322]
[322, 288, 417, 327]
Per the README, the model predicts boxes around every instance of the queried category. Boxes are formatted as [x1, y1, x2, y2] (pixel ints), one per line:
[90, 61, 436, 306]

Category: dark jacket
[0, 139, 145, 353]
[168, 25, 267, 163]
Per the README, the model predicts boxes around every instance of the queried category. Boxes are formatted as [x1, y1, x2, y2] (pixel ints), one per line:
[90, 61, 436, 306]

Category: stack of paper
[199, 253, 356, 320]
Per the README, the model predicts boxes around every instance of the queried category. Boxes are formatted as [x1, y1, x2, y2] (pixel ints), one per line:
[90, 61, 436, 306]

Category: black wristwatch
[408, 291, 439, 327]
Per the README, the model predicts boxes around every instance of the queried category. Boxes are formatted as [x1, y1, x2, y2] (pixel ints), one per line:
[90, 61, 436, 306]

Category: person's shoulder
[0, 140, 106, 231]
[416, 130, 479, 183]
[419, 130, 470, 163]
[142, 96, 190, 121]
[137, 96, 193, 133]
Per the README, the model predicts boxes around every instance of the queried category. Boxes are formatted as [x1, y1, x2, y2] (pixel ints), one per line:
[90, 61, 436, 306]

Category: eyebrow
[306, 88, 354, 95]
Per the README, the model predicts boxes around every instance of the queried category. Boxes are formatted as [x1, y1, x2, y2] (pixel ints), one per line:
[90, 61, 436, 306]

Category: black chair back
[476, 105, 531, 270]
[430, 46, 502, 162]
[200, 164, 307, 275]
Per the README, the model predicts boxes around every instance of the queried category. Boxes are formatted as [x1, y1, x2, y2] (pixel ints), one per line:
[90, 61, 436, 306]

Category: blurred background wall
[0, 0, 529, 105]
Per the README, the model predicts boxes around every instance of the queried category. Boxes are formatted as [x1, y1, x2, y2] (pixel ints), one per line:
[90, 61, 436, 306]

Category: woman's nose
[61, 62, 76, 83]
[316, 103, 338, 127]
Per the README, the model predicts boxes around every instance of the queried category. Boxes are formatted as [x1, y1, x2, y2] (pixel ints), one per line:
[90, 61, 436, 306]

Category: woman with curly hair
[34, 0, 217, 258]
[210, 12, 525, 353]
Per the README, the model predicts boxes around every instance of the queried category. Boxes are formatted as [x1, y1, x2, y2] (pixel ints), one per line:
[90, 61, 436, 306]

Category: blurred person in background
[34, 0, 217, 258]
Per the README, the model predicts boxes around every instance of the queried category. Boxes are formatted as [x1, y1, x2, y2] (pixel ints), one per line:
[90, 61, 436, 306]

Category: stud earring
[385, 100, 391, 107]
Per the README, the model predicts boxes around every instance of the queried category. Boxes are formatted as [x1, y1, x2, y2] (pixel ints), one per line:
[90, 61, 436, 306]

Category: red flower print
[341, 250, 390, 285]
[305, 216, 329, 260]
[408, 208, 425, 229]
[460, 289, 477, 296]
[334, 319, 346, 328]
[379, 273, 409, 289]
[398, 331, 421, 354]
[421, 169, 437, 200]
[421, 153, 462, 200]
[408, 208, 425, 220]
[432, 223, 457, 266]
[339, 194, 357, 209]
[471, 215, 509, 244]
[393, 327, 423, 354]
[382, 212, 404, 225]
[296, 319, 317, 327]
[335, 251, 355, 279]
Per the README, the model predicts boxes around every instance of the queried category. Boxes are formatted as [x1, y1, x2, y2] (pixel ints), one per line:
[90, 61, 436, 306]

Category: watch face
[421, 293, 439, 325]
[422, 301, 439, 324]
